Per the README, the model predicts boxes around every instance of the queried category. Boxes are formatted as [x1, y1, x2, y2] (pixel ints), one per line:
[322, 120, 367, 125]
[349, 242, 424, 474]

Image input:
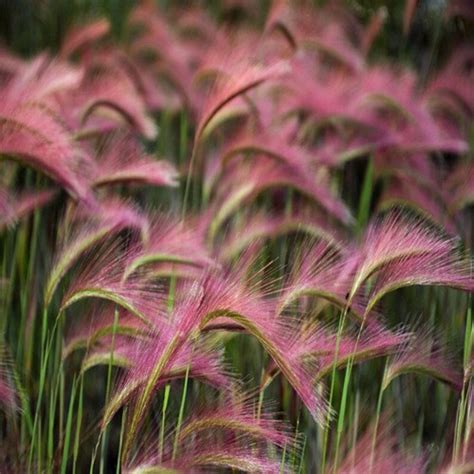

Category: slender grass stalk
[333, 311, 373, 470]
[172, 362, 191, 461]
[47, 365, 60, 470]
[159, 384, 171, 462]
[357, 156, 373, 235]
[279, 442, 287, 473]
[72, 375, 84, 474]
[116, 408, 128, 474]
[181, 146, 197, 219]
[454, 305, 472, 463]
[332, 157, 375, 470]
[350, 390, 360, 471]
[321, 305, 350, 473]
[100, 308, 120, 474]
[333, 367, 350, 471]
[37, 418, 43, 474]
[58, 337, 66, 462]
[89, 433, 101, 474]
[462, 379, 472, 463]
[28, 315, 59, 472]
[60, 377, 78, 474]
[369, 361, 388, 473]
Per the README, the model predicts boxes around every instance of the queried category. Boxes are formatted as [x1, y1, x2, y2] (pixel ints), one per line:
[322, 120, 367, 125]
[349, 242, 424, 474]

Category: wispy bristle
[383, 324, 463, 390]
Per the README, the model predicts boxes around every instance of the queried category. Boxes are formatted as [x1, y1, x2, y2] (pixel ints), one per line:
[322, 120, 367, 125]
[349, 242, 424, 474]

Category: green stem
[321, 305, 350, 473]
[369, 361, 387, 473]
[159, 384, 171, 462]
[172, 362, 191, 461]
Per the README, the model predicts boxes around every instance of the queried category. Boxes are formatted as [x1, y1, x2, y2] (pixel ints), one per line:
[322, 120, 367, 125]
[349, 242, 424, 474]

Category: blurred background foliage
[0, 0, 472, 67]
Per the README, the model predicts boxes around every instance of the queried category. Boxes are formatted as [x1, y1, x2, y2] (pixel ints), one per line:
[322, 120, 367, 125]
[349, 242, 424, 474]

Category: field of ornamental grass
[0, 0, 473, 472]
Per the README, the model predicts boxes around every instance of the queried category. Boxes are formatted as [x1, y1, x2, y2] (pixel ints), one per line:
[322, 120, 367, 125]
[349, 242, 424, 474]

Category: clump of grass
[0, 0, 473, 472]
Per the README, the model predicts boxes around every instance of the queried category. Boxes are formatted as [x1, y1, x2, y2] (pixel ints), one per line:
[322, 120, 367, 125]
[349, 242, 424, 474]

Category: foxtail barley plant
[0, 0, 473, 472]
